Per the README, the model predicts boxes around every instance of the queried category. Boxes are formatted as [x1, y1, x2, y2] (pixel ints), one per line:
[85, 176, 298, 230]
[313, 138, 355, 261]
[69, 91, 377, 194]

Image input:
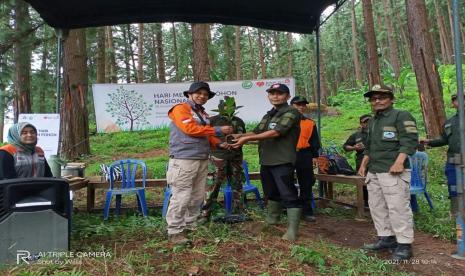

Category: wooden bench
[74, 173, 368, 217]
[315, 174, 367, 218]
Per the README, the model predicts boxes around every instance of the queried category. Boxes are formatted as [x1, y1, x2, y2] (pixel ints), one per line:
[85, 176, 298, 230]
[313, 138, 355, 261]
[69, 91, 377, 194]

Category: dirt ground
[292, 216, 465, 275]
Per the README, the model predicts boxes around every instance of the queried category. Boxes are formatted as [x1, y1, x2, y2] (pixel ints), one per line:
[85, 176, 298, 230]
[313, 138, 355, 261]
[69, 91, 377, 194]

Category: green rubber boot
[282, 208, 302, 241]
[266, 200, 282, 225]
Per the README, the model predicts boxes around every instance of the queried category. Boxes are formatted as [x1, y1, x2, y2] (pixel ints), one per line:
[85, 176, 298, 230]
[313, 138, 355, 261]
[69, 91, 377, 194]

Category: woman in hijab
[0, 122, 52, 179]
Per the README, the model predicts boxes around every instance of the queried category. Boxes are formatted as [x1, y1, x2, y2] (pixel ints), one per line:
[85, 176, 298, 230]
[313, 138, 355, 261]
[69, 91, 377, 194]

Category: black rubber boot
[392, 243, 413, 260]
[363, 236, 398, 251]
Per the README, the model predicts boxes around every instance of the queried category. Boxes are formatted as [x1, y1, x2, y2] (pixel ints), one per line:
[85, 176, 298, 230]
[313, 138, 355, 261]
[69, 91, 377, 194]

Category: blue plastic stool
[310, 188, 316, 210]
[223, 160, 264, 213]
[162, 186, 172, 218]
[223, 183, 233, 215]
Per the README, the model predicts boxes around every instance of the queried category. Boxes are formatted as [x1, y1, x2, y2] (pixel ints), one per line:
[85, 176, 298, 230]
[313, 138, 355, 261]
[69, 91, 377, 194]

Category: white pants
[166, 159, 208, 235]
[366, 171, 414, 244]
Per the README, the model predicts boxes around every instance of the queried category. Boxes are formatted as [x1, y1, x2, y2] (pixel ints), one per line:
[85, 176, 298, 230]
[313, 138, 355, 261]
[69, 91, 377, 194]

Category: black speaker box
[0, 177, 70, 264]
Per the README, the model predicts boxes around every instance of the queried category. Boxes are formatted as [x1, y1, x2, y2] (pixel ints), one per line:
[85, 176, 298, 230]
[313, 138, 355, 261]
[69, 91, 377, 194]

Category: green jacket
[364, 106, 418, 173]
[210, 115, 246, 160]
[343, 129, 368, 170]
[428, 113, 461, 163]
[254, 103, 301, 166]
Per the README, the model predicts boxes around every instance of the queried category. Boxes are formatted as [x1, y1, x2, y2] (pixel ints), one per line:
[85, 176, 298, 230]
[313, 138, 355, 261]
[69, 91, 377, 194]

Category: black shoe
[392, 243, 413, 260]
[302, 214, 316, 222]
[363, 236, 398, 251]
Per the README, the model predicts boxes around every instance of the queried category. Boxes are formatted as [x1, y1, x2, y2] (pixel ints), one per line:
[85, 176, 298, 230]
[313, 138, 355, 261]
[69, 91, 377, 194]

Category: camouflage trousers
[201, 156, 244, 218]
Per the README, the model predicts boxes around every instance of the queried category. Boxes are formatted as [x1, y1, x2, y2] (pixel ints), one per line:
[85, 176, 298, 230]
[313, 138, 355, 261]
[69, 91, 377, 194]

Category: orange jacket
[168, 102, 221, 147]
[296, 118, 315, 150]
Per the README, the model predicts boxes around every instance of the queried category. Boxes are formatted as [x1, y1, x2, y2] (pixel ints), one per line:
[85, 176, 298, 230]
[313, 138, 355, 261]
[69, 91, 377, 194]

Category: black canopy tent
[24, 0, 346, 134]
[25, 0, 337, 34]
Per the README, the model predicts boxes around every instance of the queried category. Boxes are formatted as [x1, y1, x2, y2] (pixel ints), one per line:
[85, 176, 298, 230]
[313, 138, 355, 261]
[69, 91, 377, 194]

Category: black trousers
[260, 163, 301, 208]
[296, 150, 315, 215]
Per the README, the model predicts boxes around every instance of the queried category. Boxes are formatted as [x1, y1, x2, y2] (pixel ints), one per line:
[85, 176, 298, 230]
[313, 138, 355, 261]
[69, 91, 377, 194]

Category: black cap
[363, 84, 394, 98]
[452, 94, 457, 100]
[359, 114, 372, 123]
[183, 81, 216, 99]
[266, 83, 290, 94]
[290, 96, 309, 105]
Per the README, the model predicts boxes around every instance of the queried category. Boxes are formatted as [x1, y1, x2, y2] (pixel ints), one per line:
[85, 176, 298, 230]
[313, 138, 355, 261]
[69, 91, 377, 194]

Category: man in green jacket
[422, 94, 461, 214]
[343, 114, 371, 207]
[231, 83, 302, 241]
[358, 84, 418, 261]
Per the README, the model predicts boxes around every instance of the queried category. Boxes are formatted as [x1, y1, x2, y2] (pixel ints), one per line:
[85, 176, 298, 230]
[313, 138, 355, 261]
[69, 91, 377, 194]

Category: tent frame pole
[316, 26, 321, 138]
[451, 0, 465, 260]
[55, 29, 64, 114]
[316, 24, 324, 198]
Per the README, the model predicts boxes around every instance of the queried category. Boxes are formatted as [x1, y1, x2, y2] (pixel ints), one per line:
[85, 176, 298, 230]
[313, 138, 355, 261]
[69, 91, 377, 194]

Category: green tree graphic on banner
[105, 86, 153, 131]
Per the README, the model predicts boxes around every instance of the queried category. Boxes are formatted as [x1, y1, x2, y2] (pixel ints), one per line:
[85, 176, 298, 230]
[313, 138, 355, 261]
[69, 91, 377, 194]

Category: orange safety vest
[0, 144, 46, 177]
[296, 118, 315, 150]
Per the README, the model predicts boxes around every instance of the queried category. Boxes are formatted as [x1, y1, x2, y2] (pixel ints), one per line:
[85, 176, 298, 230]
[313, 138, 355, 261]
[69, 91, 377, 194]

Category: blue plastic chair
[224, 160, 264, 214]
[103, 159, 149, 220]
[409, 152, 433, 212]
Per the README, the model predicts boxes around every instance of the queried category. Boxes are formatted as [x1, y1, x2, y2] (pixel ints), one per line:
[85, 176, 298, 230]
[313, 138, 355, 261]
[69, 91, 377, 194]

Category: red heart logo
[256, 81, 265, 87]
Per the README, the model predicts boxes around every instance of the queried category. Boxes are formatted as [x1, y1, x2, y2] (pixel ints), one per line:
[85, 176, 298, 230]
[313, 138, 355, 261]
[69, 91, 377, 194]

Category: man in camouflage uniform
[231, 83, 302, 241]
[343, 114, 372, 206]
[201, 97, 247, 219]
[358, 84, 418, 261]
[423, 94, 461, 214]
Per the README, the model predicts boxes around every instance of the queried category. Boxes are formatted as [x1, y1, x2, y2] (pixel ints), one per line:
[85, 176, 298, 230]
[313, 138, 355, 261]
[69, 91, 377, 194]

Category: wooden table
[241, 172, 367, 218]
[315, 174, 367, 218]
[64, 177, 89, 191]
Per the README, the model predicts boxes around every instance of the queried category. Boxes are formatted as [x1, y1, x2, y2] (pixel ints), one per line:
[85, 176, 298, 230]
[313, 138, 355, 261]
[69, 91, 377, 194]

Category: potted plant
[211, 96, 243, 144]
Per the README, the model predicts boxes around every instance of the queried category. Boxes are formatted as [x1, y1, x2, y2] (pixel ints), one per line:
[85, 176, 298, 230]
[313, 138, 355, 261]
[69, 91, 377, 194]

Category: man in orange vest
[166, 81, 233, 245]
[291, 96, 320, 222]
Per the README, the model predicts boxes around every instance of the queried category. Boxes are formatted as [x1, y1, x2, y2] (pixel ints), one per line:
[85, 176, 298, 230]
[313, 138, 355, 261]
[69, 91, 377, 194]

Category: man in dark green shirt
[423, 94, 461, 213]
[231, 83, 302, 241]
[343, 114, 371, 206]
[201, 98, 247, 220]
[358, 84, 418, 261]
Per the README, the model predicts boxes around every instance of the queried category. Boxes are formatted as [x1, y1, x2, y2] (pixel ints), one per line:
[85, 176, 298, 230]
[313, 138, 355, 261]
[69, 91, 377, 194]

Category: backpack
[317, 146, 355, 175]
[328, 154, 355, 175]
[317, 154, 338, 174]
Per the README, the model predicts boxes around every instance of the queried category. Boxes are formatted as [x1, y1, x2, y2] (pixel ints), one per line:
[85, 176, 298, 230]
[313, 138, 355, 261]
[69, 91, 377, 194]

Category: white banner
[18, 113, 60, 160]
[92, 78, 295, 133]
